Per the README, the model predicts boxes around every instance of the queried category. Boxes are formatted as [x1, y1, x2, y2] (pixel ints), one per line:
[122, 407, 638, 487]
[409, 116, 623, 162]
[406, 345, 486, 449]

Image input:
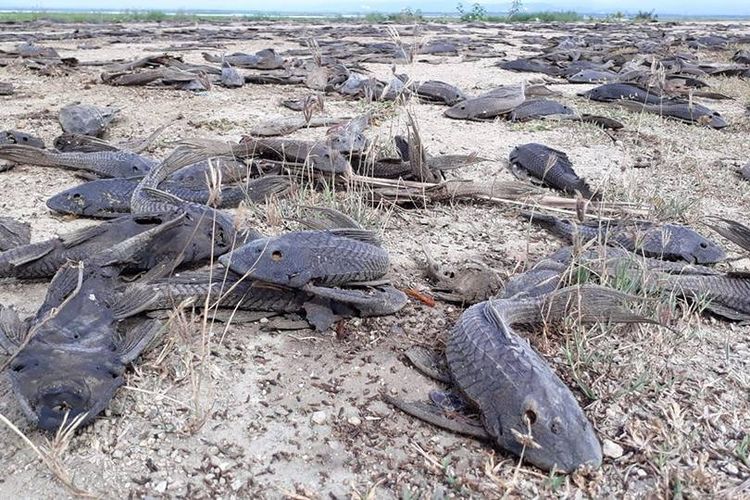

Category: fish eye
[699, 242, 708, 248]
[271, 250, 283, 262]
[460, 105, 466, 110]
[524, 409, 538, 425]
[72, 193, 81, 199]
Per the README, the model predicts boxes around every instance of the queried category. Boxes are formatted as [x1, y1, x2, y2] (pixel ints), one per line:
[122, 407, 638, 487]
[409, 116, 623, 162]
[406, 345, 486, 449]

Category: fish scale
[221, 230, 390, 288]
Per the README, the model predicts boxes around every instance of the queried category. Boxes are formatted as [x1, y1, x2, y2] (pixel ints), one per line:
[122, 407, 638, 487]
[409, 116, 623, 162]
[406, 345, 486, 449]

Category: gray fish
[114, 266, 407, 328]
[580, 83, 666, 105]
[203, 49, 285, 70]
[389, 285, 652, 472]
[0, 145, 155, 178]
[566, 69, 619, 83]
[219, 229, 389, 288]
[0, 82, 15, 95]
[46, 175, 290, 218]
[412, 80, 466, 106]
[510, 99, 575, 122]
[326, 115, 370, 155]
[0, 215, 188, 431]
[0, 130, 45, 149]
[498, 58, 561, 76]
[220, 61, 244, 88]
[237, 138, 351, 174]
[445, 95, 523, 120]
[618, 101, 727, 129]
[509, 143, 598, 200]
[0, 217, 31, 251]
[59, 103, 119, 137]
[526, 212, 726, 264]
[53, 133, 119, 153]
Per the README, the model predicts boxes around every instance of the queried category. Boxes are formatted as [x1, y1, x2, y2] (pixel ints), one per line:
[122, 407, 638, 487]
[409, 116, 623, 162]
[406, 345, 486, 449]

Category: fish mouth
[34, 381, 92, 431]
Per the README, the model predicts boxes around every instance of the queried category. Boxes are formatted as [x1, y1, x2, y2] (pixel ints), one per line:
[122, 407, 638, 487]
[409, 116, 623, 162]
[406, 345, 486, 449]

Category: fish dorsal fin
[482, 300, 513, 340]
[327, 228, 383, 247]
[118, 319, 164, 363]
[60, 223, 108, 248]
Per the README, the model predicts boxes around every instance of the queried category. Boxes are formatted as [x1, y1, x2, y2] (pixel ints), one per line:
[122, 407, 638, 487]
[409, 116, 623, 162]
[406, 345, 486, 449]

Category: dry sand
[0, 19, 749, 498]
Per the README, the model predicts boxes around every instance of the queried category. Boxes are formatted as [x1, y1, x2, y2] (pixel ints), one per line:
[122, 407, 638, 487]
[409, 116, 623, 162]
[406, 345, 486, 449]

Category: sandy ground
[0, 19, 749, 498]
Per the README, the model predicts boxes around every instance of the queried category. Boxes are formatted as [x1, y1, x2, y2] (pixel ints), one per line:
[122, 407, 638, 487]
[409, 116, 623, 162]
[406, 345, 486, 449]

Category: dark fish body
[510, 99, 575, 122]
[53, 133, 119, 153]
[445, 95, 523, 120]
[237, 138, 350, 174]
[59, 104, 119, 137]
[3, 215, 191, 431]
[634, 101, 727, 129]
[566, 70, 618, 83]
[0, 216, 161, 279]
[446, 288, 606, 472]
[1, 130, 45, 149]
[0, 217, 31, 251]
[203, 49, 285, 70]
[509, 143, 597, 199]
[498, 58, 561, 76]
[0, 145, 155, 178]
[527, 213, 726, 264]
[115, 267, 407, 323]
[220, 230, 389, 288]
[220, 62, 244, 88]
[413, 80, 466, 105]
[581, 83, 665, 105]
[46, 175, 290, 218]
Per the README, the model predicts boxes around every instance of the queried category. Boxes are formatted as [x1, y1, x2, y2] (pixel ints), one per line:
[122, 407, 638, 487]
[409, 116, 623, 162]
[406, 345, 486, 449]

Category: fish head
[309, 147, 351, 174]
[9, 343, 124, 432]
[684, 236, 726, 264]
[46, 187, 90, 216]
[498, 385, 602, 473]
[444, 101, 473, 119]
[221, 237, 308, 287]
[4, 130, 44, 149]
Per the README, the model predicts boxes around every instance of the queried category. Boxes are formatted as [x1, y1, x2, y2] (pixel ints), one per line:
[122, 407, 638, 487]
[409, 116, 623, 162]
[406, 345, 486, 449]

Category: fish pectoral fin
[0, 305, 28, 354]
[140, 186, 186, 207]
[701, 302, 750, 322]
[383, 394, 490, 440]
[404, 345, 452, 383]
[118, 319, 164, 363]
[112, 285, 161, 319]
[302, 300, 338, 332]
[60, 224, 108, 248]
[5, 244, 54, 267]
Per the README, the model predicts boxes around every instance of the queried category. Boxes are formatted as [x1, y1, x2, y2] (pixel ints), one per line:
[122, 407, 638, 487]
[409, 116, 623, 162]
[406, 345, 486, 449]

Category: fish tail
[0, 145, 59, 167]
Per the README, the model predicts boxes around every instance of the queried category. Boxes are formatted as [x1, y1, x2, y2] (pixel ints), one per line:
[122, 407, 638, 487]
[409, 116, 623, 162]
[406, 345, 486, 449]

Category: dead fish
[580, 83, 666, 105]
[326, 115, 370, 155]
[219, 229, 389, 288]
[0, 217, 31, 251]
[0, 145, 155, 178]
[525, 212, 726, 264]
[59, 103, 119, 137]
[567, 69, 619, 83]
[220, 61, 244, 88]
[0, 82, 15, 95]
[412, 80, 466, 106]
[237, 138, 351, 174]
[388, 286, 652, 472]
[0, 130, 45, 149]
[0, 215, 189, 431]
[510, 99, 576, 122]
[250, 116, 347, 137]
[445, 84, 525, 121]
[203, 49, 285, 70]
[509, 143, 598, 200]
[497, 58, 562, 76]
[617, 100, 727, 129]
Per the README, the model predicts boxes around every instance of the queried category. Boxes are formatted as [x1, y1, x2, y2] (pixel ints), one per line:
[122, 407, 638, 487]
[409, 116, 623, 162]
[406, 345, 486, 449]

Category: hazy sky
[4, 0, 748, 15]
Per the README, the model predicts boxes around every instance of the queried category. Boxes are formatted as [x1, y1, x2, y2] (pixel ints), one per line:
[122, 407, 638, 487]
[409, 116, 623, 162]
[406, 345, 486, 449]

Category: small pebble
[312, 411, 327, 425]
[154, 481, 167, 493]
[602, 439, 623, 459]
[347, 416, 362, 426]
